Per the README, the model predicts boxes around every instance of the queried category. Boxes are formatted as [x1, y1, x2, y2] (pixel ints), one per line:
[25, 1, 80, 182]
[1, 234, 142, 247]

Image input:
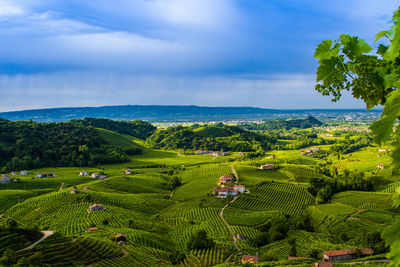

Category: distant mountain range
[0, 105, 382, 122]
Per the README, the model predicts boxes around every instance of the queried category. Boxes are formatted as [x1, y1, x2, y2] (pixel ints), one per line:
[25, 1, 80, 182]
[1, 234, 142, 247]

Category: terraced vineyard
[1, 126, 399, 266]
[230, 181, 314, 215]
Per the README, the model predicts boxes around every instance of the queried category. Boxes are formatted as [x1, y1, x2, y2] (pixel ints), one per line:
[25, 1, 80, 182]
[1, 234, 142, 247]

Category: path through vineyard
[21, 230, 55, 251]
[220, 196, 240, 251]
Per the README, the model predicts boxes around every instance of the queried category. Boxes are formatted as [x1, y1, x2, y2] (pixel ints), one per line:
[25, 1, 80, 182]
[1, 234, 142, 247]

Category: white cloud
[0, 72, 366, 112]
[0, 0, 25, 18]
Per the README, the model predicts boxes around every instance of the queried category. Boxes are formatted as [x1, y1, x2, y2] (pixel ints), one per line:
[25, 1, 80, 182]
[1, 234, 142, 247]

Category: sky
[0, 0, 398, 112]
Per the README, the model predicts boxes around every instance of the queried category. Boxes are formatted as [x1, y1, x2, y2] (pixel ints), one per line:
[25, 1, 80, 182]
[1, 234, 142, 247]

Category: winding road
[220, 196, 241, 251]
[21, 230, 55, 251]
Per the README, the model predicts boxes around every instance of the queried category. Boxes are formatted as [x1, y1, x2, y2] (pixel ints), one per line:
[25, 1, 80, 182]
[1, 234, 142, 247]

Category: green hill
[97, 128, 144, 155]
[194, 126, 230, 138]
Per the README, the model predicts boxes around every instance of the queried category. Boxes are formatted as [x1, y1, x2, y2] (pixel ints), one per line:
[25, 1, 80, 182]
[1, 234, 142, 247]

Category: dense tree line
[329, 136, 372, 155]
[0, 118, 129, 172]
[308, 170, 375, 203]
[71, 118, 156, 139]
[239, 116, 323, 130]
[145, 125, 277, 152]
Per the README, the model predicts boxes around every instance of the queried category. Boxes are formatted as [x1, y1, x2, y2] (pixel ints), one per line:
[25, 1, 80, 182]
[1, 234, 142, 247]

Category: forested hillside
[240, 116, 323, 130]
[0, 119, 137, 172]
[71, 118, 156, 139]
[145, 124, 277, 151]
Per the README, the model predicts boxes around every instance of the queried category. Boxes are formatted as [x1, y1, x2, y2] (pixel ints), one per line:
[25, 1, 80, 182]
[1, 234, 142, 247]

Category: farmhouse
[91, 173, 100, 179]
[0, 175, 11, 183]
[10, 171, 17, 176]
[20, 170, 28, 175]
[70, 188, 79, 194]
[377, 163, 385, 169]
[194, 150, 229, 156]
[218, 175, 234, 185]
[266, 155, 276, 159]
[260, 164, 275, 170]
[82, 186, 91, 190]
[323, 248, 373, 261]
[88, 227, 98, 232]
[125, 169, 132, 175]
[234, 185, 246, 193]
[241, 255, 259, 264]
[36, 172, 55, 178]
[213, 187, 237, 198]
[378, 148, 388, 152]
[88, 204, 105, 212]
[79, 171, 88, 176]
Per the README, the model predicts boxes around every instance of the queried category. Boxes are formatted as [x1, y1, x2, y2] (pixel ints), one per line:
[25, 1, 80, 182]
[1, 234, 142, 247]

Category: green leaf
[314, 40, 339, 60]
[315, 58, 339, 82]
[340, 34, 372, 60]
[370, 89, 400, 144]
[375, 30, 389, 42]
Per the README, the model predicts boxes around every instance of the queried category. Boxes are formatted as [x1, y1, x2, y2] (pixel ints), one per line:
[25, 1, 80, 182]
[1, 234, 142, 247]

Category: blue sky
[0, 0, 398, 111]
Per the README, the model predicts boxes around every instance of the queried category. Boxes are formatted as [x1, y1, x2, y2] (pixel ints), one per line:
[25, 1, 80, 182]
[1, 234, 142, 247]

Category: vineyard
[229, 181, 314, 215]
[0, 127, 399, 266]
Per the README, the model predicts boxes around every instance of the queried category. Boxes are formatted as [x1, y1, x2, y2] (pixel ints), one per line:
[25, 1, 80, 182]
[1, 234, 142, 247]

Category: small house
[82, 186, 91, 190]
[88, 204, 104, 212]
[377, 163, 385, 169]
[234, 185, 246, 193]
[213, 187, 237, 198]
[79, 171, 88, 176]
[241, 255, 259, 264]
[125, 169, 132, 175]
[266, 155, 277, 159]
[10, 171, 17, 176]
[314, 262, 333, 267]
[0, 175, 11, 183]
[311, 147, 320, 152]
[218, 175, 234, 185]
[260, 164, 275, 170]
[36, 172, 55, 178]
[91, 173, 100, 179]
[88, 227, 98, 232]
[20, 170, 28, 175]
[323, 248, 373, 262]
[378, 148, 388, 152]
[99, 176, 107, 181]
[70, 188, 79, 194]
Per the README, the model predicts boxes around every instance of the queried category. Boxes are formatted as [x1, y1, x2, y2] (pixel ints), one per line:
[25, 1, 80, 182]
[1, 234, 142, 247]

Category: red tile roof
[324, 248, 373, 257]
[241, 255, 259, 262]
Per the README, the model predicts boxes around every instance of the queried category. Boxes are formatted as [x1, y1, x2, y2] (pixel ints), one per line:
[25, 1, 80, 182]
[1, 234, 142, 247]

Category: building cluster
[88, 204, 105, 212]
[324, 248, 373, 261]
[260, 164, 275, 170]
[36, 172, 56, 178]
[80, 171, 107, 181]
[0, 174, 17, 183]
[194, 150, 229, 156]
[301, 147, 320, 155]
[213, 175, 246, 198]
[10, 170, 29, 176]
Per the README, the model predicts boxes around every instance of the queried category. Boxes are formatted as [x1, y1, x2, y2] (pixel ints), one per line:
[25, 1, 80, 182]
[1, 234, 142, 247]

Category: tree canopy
[314, 7, 400, 265]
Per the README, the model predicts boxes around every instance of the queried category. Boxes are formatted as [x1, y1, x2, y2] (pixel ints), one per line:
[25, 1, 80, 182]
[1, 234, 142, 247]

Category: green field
[0, 125, 398, 266]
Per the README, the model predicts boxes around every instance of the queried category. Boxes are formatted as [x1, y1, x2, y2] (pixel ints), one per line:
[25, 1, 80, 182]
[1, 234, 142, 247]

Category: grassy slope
[97, 128, 144, 151]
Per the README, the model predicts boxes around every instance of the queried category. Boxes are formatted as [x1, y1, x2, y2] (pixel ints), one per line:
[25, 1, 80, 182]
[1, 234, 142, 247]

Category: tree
[187, 229, 214, 251]
[314, 6, 400, 265]
[6, 218, 17, 228]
